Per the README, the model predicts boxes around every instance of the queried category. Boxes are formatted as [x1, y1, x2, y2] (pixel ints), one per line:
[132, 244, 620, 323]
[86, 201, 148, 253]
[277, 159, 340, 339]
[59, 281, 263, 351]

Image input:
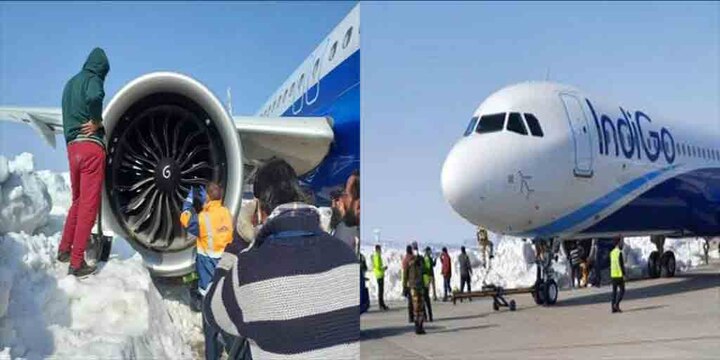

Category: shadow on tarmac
[555, 272, 720, 307]
[621, 304, 668, 313]
[360, 323, 498, 341]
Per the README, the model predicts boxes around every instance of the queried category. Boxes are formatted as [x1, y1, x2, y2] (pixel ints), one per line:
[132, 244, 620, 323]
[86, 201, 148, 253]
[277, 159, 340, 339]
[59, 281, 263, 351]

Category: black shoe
[615, 308, 622, 313]
[416, 327, 426, 335]
[68, 261, 97, 278]
[57, 251, 70, 263]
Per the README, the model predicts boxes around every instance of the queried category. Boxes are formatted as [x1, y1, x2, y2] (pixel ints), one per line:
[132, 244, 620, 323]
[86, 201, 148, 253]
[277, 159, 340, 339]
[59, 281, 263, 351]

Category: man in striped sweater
[204, 158, 360, 359]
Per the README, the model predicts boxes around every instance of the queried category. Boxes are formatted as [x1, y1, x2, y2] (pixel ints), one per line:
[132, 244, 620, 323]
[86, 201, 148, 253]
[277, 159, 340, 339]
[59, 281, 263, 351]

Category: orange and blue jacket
[180, 200, 234, 258]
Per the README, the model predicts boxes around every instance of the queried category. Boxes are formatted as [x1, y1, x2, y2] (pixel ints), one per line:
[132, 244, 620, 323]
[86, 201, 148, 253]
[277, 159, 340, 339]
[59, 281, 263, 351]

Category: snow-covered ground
[361, 237, 718, 302]
[0, 153, 195, 359]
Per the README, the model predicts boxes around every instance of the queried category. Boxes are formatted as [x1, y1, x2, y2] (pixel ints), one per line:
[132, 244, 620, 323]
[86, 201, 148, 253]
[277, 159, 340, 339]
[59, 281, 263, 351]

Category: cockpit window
[464, 116, 478, 136]
[506, 112, 528, 135]
[523, 113, 544, 137]
[475, 113, 506, 134]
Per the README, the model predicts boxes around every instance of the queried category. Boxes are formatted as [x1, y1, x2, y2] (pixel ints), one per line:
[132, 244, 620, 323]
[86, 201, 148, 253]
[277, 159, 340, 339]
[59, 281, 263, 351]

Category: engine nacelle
[102, 72, 243, 276]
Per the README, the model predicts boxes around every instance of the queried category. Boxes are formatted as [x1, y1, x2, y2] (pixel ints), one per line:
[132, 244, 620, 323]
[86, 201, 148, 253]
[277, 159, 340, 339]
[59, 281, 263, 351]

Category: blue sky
[0, 1, 355, 170]
[361, 2, 719, 246]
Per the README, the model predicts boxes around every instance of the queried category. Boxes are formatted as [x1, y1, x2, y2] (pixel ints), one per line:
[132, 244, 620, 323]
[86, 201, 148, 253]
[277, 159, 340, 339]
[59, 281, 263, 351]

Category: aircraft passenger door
[560, 93, 593, 177]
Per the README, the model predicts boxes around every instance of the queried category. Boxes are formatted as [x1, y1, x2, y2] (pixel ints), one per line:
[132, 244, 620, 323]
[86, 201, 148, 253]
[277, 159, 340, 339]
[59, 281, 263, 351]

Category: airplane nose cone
[441, 139, 483, 223]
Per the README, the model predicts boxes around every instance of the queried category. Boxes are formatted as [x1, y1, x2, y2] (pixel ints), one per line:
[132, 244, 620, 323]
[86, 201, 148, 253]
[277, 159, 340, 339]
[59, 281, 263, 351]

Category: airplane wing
[0, 107, 63, 147]
[234, 116, 334, 176]
[0, 107, 335, 177]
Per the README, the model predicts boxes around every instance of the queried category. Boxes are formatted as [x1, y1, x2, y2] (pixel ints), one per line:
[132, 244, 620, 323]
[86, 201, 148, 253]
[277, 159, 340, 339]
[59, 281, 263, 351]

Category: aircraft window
[506, 112, 528, 135]
[329, 41, 338, 62]
[299, 73, 306, 88]
[290, 82, 296, 99]
[523, 113, 544, 137]
[313, 59, 320, 80]
[343, 27, 353, 49]
[475, 113, 506, 134]
[463, 116, 478, 136]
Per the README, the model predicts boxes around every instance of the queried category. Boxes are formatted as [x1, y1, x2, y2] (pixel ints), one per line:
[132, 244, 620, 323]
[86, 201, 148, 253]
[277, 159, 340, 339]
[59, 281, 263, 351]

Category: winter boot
[68, 261, 97, 278]
[57, 251, 70, 263]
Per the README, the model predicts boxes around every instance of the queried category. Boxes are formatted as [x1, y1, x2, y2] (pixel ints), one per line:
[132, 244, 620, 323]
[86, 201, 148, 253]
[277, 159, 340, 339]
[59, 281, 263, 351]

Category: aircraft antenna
[545, 67, 551, 81]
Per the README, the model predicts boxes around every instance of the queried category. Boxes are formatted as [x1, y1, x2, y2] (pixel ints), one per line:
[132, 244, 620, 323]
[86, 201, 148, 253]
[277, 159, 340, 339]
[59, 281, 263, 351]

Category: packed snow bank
[362, 236, 712, 302]
[0, 232, 191, 359]
[0, 157, 194, 359]
[0, 154, 52, 235]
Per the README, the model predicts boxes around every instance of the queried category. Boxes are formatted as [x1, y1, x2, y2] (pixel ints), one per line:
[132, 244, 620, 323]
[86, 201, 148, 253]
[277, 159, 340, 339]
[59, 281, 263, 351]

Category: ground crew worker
[422, 247, 434, 321]
[402, 245, 414, 323]
[458, 246, 473, 299]
[610, 238, 626, 313]
[57, 47, 110, 277]
[424, 246, 438, 301]
[180, 182, 234, 360]
[404, 250, 426, 335]
[372, 245, 389, 310]
[440, 247, 452, 301]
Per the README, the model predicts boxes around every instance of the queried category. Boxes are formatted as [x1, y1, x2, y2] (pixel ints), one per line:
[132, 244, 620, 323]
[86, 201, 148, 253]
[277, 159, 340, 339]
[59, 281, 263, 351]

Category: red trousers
[59, 141, 105, 269]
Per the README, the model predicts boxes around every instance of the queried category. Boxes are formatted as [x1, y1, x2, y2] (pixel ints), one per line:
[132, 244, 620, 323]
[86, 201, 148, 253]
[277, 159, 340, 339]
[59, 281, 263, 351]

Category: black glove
[403, 287, 410, 297]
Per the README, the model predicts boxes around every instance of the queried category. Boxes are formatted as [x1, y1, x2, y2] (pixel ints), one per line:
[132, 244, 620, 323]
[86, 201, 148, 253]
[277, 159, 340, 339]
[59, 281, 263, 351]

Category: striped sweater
[204, 203, 360, 359]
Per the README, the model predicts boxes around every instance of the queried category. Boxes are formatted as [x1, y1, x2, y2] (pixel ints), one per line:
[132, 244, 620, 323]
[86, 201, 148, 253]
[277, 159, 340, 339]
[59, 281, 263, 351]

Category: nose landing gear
[532, 238, 559, 305]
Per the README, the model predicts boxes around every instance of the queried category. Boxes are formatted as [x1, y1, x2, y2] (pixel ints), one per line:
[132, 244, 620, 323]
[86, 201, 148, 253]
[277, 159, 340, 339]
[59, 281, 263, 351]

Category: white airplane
[442, 82, 720, 303]
[0, 5, 360, 276]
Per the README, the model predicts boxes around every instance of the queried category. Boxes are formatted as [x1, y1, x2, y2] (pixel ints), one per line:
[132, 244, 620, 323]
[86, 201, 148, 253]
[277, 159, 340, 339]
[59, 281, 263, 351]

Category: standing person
[180, 182, 234, 360]
[403, 249, 426, 335]
[422, 247, 434, 321]
[610, 238, 626, 313]
[458, 246, 473, 299]
[570, 242, 583, 288]
[372, 245, 389, 310]
[402, 245, 414, 323]
[204, 158, 359, 358]
[440, 247, 452, 301]
[332, 170, 360, 250]
[57, 47, 110, 277]
[424, 246, 438, 301]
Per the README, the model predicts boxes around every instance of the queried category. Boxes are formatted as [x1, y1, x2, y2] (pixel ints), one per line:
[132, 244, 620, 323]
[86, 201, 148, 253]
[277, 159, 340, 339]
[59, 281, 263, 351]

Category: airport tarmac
[361, 261, 720, 359]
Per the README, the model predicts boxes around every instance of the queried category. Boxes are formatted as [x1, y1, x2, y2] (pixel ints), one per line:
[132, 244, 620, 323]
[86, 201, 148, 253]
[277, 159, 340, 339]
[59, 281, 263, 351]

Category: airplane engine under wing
[102, 72, 243, 276]
[1, 71, 334, 278]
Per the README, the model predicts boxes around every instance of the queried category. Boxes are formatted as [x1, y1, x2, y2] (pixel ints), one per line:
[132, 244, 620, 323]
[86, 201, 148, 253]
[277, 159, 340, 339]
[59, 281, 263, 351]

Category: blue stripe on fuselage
[518, 166, 676, 238]
[580, 167, 720, 237]
[278, 50, 360, 201]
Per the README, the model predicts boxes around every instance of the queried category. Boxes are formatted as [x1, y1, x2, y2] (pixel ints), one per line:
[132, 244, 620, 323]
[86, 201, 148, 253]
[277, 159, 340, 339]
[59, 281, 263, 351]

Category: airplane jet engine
[102, 72, 243, 276]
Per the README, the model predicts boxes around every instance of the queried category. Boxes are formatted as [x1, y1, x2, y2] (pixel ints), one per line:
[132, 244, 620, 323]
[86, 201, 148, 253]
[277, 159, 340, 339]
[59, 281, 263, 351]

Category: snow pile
[0, 232, 191, 359]
[0, 154, 52, 235]
[0, 156, 193, 359]
[362, 236, 711, 302]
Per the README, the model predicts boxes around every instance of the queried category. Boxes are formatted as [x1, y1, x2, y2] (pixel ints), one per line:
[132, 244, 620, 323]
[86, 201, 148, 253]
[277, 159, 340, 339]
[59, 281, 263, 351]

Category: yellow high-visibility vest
[372, 252, 385, 279]
[610, 247, 623, 279]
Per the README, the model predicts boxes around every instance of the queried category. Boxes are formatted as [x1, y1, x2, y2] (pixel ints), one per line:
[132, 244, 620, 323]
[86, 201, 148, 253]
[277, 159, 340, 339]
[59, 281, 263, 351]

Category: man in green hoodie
[57, 47, 110, 277]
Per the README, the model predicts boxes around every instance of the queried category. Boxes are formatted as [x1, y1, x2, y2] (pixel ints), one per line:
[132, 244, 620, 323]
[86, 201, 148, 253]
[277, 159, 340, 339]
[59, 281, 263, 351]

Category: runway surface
[361, 261, 720, 359]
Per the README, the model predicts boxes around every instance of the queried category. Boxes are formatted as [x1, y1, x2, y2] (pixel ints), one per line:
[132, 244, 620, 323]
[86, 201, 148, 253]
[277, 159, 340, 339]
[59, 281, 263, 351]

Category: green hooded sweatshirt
[61, 47, 110, 146]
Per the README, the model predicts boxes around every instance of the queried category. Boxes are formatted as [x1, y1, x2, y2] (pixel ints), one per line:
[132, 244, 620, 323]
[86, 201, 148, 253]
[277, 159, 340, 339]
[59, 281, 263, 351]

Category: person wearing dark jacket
[402, 245, 414, 323]
[610, 238, 626, 313]
[458, 246, 473, 299]
[203, 158, 359, 358]
[57, 47, 110, 277]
